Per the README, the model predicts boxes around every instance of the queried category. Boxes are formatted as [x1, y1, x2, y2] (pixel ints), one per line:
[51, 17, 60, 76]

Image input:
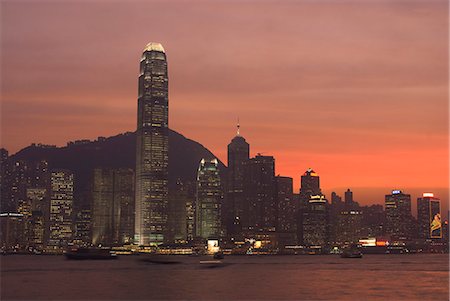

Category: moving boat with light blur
[65, 247, 118, 260]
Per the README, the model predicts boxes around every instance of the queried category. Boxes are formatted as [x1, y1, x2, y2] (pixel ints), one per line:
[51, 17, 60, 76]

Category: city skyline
[2, 1, 448, 210]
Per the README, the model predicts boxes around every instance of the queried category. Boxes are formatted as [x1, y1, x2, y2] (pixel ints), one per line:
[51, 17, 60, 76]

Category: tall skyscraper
[244, 154, 276, 232]
[196, 159, 223, 240]
[226, 122, 250, 235]
[385, 190, 412, 240]
[135, 42, 169, 246]
[417, 193, 441, 240]
[276, 176, 295, 233]
[302, 194, 329, 247]
[297, 168, 321, 244]
[49, 169, 74, 247]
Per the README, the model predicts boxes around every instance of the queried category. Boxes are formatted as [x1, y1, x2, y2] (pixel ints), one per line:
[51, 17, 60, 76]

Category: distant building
[244, 155, 276, 232]
[344, 189, 353, 205]
[276, 176, 295, 233]
[417, 193, 441, 240]
[360, 204, 385, 238]
[167, 180, 194, 243]
[135, 42, 169, 246]
[49, 170, 74, 247]
[385, 190, 412, 240]
[226, 122, 250, 236]
[196, 159, 223, 240]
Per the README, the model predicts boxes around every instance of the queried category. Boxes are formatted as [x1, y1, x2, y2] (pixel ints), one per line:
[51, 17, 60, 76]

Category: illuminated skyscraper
[135, 42, 169, 245]
[385, 190, 412, 240]
[49, 169, 74, 247]
[417, 193, 441, 240]
[196, 159, 223, 240]
[226, 122, 249, 235]
[297, 168, 321, 244]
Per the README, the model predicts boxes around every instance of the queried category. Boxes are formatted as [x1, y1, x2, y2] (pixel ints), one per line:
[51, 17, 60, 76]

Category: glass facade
[196, 159, 223, 240]
[135, 43, 169, 246]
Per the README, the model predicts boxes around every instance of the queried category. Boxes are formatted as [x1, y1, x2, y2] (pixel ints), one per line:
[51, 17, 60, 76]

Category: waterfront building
[49, 170, 74, 247]
[297, 169, 321, 244]
[226, 122, 250, 236]
[196, 159, 223, 240]
[336, 210, 363, 245]
[385, 190, 412, 240]
[244, 154, 276, 232]
[0, 213, 25, 251]
[417, 193, 441, 240]
[91, 168, 135, 246]
[135, 42, 169, 246]
[302, 194, 329, 247]
[276, 176, 295, 233]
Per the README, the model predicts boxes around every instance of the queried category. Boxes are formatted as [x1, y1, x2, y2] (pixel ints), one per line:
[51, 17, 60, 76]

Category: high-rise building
[302, 194, 329, 247]
[417, 193, 441, 240]
[135, 42, 169, 246]
[385, 190, 412, 240]
[344, 189, 353, 205]
[49, 170, 74, 247]
[336, 210, 363, 245]
[196, 159, 223, 240]
[226, 122, 250, 235]
[244, 155, 276, 232]
[297, 168, 321, 244]
[91, 168, 135, 246]
[276, 176, 295, 233]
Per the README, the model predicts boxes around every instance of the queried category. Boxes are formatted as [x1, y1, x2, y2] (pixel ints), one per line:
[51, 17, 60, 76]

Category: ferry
[65, 247, 118, 260]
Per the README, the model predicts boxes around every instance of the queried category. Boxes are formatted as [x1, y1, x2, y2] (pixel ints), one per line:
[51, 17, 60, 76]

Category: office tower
[297, 168, 321, 244]
[344, 189, 353, 205]
[135, 42, 169, 246]
[385, 190, 412, 240]
[167, 180, 193, 243]
[8, 160, 29, 213]
[276, 176, 297, 246]
[417, 193, 441, 239]
[299, 169, 321, 203]
[276, 176, 295, 232]
[49, 170, 74, 247]
[331, 192, 342, 205]
[0, 149, 10, 212]
[0, 213, 25, 251]
[226, 122, 250, 235]
[302, 195, 328, 247]
[360, 204, 385, 238]
[336, 210, 363, 245]
[244, 154, 276, 232]
[91, 168, 135, 246]
[27, 188, 48, 248]
[196, 159, 223, 240]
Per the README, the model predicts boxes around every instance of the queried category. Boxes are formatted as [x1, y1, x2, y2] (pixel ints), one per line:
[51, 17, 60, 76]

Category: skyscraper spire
[237, 117, 240, 136]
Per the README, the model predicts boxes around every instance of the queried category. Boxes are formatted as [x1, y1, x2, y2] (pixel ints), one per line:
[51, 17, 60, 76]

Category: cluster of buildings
[0, 43, 447, 254]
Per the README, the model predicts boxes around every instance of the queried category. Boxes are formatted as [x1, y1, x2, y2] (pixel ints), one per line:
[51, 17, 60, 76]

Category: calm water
[1, 254, 448, 300]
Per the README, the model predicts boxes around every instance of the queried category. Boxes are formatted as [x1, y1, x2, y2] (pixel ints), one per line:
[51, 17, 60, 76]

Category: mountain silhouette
[11, 129, 227, 197]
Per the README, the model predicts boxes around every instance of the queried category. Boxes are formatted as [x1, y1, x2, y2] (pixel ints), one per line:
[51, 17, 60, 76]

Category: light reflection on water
[1, 254, 448, 300]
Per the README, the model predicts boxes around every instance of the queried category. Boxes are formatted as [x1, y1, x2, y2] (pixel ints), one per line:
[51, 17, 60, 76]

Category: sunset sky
[1, 0, 448, 213]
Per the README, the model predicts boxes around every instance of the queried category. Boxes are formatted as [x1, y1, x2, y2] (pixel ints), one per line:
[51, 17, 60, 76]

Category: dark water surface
[1, 254, 448, 300]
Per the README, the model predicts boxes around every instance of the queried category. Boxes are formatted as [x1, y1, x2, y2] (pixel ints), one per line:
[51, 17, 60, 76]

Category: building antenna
[237, 117, 240, 136]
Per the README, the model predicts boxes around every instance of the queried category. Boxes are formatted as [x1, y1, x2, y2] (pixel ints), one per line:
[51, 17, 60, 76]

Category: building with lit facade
[91, 168, 135, 246]
[302, 194, 329, 247]
[244, 154, 276, 232]
[385, 190, 412, 240]
[336, 210, 363, 245]
[49, 169, 74, 247]
[0, 213, 25, 251]
[226, 123, 250, 235]
[297, 169, 321, 244]
[135, 42, 169, 246]
[196, 159, 223, 240]
[417, 193, 441, 240]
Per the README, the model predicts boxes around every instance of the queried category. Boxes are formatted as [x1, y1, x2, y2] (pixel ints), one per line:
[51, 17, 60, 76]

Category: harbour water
[1, 254, 448, 300]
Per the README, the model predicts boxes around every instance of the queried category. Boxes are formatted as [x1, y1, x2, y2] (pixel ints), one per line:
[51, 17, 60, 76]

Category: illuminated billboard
[207, 239, 220, 254]
[430, 200, 442, 239]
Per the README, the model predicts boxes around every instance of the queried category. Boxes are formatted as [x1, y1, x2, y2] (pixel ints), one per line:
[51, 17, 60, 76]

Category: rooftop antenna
[237, 117, 240, 136]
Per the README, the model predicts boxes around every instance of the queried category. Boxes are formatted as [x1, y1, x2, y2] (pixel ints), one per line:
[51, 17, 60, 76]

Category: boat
[341, 246, 363, 258]
[199, 260, 229, 268]
[139, 254, 182, 264]
[65, 247, 118, 260]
